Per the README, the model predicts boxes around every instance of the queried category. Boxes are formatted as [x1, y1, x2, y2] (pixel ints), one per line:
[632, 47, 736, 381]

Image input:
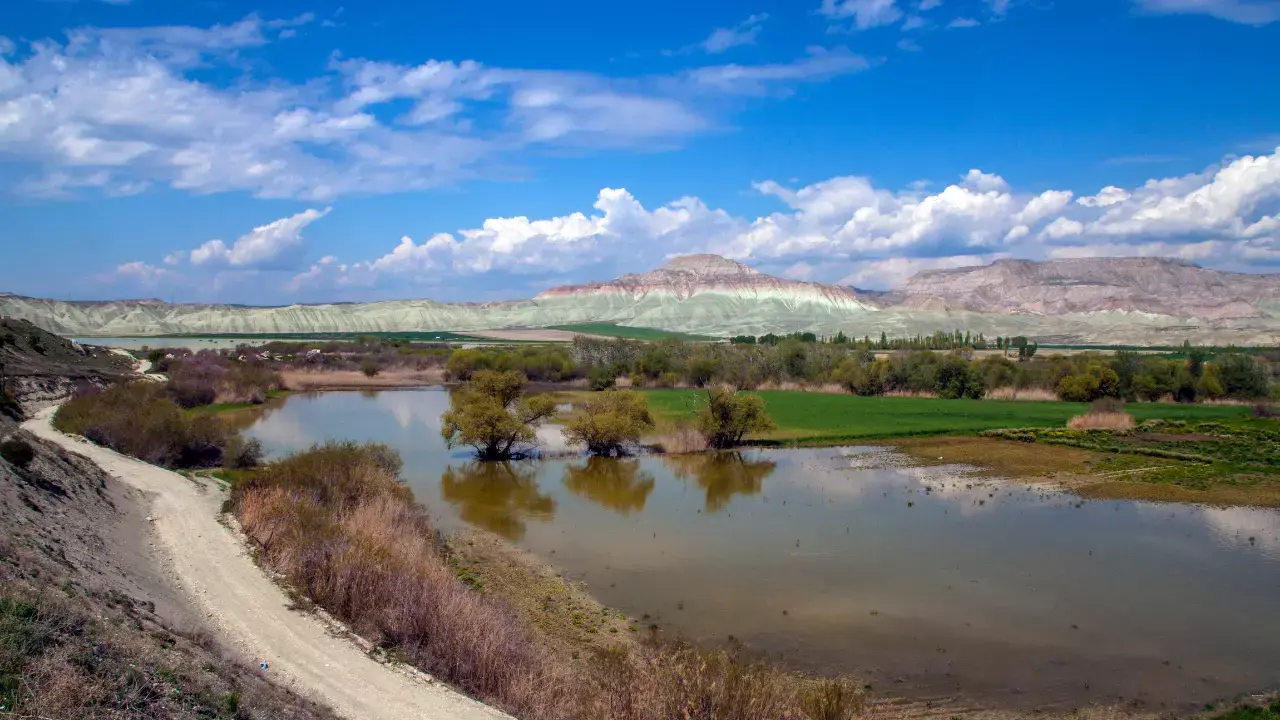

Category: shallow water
[245, 388, 1280, 710]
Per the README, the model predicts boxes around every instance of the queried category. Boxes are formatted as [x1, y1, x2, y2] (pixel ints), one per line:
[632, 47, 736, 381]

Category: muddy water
[245, 388, 1280, 710]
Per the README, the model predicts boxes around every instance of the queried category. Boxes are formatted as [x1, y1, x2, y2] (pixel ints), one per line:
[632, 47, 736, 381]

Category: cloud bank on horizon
[1, 0, 1278, 302]
[128, 145, 1280, 296]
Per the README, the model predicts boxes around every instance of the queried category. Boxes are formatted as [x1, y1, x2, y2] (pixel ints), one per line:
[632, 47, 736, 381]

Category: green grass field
[637, 389, 1252, 443]
[551, 322, 720, 342]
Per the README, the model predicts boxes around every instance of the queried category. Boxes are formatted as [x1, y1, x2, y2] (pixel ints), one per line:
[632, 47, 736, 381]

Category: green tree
[834, 357, 888, 396]
[1055, 362, 1120, 402]
[587, 365, 617, 391]
[1196, 363, 1225, 400]
[440, 370, 557, 460]
[1216, 353, 1270, 399]
[1185, 345, 1208, 379]
[360, 357, 381, 378]
[562, 390, 654, 456]
[686, 356, 718, 387]
[697, 387, 775, 449]
[933, 355, 985, 399]
[446, 349, 488, 381]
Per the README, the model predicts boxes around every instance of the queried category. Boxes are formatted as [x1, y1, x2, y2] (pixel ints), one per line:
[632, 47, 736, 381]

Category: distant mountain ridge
[3, 256, 1279, 345]
[890, 258, 1280, 320]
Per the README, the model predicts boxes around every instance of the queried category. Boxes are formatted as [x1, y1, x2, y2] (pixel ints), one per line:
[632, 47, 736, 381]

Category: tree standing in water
[441, 370, 557, 460]
[697, 387, 775, 449]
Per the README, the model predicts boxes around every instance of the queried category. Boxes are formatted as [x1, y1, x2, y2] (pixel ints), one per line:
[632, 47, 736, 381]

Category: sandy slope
[23, 407, 511, 720]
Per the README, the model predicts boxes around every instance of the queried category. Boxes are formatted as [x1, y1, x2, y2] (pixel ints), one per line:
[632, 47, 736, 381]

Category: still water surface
[245, 389, 1280, 709]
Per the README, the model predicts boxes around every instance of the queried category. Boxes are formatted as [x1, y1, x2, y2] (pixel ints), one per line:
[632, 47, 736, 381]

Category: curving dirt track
[23, 407, 511, 720]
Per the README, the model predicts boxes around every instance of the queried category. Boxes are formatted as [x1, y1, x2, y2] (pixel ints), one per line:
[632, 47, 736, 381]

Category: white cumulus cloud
[189, 208, 331, 268]
[121, 147, 1280, 300]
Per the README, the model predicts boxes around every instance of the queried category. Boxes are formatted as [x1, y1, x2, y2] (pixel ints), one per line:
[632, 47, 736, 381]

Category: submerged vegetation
[981, 416, 1280, 505]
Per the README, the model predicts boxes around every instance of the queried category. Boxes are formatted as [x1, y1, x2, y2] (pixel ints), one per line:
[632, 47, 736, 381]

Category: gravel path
[24, 407, 512, 720]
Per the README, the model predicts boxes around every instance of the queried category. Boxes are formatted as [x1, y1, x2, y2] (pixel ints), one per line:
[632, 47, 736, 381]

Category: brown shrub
[984, 386, 1058, 401]
[584, 642, 864, 720]
[52, 382, 241, 468]
[655, 422, 707, 454]
[0, 434, 35, 468]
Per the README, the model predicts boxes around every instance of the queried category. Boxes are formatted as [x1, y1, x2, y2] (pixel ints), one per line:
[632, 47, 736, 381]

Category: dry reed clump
[232, 441, 573, 719]
[1067, 399, 1135, 430]
[655, 423, 708, 454]
[1067, 412, 1135, 430]
[584, 642, 865, 720]
[984, 386, 1058, 402]
[883, 389, 940, 399]
[280, 367, 446, 390]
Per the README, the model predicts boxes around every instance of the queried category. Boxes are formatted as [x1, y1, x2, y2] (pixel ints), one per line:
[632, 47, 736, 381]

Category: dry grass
[984, 387, 1058, 401]
[890, 436, 1106, 479]
[754, 381, 846, 395]
[1067, 411, 1136, 430]
[281, 367, 445, 390]
[883, 389, 941, 399]
[654, 423, 707, 454]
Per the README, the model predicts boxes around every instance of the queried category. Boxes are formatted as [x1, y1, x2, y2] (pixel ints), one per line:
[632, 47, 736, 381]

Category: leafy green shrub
[588, 365, 617, 391]
[563, 390, 654, 456]
[360, 357, 381, 378]
[697, 388, 775, 449]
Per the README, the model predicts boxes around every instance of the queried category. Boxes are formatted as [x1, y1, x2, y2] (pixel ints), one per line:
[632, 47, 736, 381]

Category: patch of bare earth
[444, 528, 638, 662]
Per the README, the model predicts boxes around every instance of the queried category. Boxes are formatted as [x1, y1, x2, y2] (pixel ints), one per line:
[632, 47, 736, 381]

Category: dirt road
[24, 408, 511, 720]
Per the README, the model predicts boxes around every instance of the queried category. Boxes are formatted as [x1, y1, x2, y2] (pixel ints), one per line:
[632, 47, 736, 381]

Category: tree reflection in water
[662, 452, 777, 513]
[439, 461, 556, 540]
[561, 456, 656, 516]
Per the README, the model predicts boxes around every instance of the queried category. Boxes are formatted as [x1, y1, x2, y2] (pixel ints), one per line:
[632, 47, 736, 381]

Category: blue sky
[1, 0, 1278, 304]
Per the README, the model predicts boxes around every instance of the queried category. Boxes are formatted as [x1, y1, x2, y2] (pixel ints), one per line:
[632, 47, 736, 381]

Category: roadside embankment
[23, 407, 513, 720]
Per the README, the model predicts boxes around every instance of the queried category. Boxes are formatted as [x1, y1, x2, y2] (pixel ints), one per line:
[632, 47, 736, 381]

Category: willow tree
[562, 389, 654, 456]
[441, 370, 557, 460]
[697, 387, 775, 449]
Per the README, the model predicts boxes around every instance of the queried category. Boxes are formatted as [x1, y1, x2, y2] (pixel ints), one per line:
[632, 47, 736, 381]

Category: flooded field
[245, 388, 1280, 710]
